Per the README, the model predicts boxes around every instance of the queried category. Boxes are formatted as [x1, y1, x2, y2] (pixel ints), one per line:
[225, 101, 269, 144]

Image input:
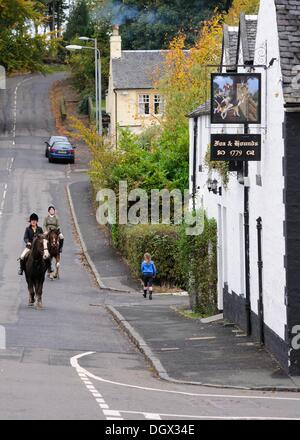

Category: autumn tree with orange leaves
[157, 13, 224, 132]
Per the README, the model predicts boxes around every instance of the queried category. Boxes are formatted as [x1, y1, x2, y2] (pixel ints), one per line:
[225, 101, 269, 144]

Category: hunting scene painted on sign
[211, 73, 261, 124]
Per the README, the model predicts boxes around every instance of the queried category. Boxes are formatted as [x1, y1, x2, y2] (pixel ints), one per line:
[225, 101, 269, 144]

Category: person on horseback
[43, 206, 64, 253]
[18, 213, 44, 275]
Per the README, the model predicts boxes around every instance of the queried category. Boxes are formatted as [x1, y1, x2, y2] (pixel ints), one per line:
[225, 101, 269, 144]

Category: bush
[111, 215, 218, 317]
[116, 224, 184, 287]
[178, 214, 218, 314]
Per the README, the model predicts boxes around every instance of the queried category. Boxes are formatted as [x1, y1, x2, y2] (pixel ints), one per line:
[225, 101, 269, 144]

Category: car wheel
[45, 148, 48, 158]
[48, 157, 52, 163]
[70, 158, 75, 164]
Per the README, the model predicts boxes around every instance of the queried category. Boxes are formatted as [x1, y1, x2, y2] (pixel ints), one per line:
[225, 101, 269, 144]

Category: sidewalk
[68, 178, 300, 390]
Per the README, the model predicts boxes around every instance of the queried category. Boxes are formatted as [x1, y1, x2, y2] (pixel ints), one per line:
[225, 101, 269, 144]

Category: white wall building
[189, 0, 300, 374]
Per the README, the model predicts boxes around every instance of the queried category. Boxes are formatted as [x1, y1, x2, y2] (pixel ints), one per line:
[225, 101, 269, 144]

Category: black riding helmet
[29, 213, 39, 222]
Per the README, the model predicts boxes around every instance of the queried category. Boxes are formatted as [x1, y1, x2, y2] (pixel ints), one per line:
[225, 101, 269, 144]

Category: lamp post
[66, 42, 102, 135]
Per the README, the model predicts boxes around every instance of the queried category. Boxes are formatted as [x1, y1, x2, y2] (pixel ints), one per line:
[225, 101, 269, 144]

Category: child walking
[141, 253, 156, 300]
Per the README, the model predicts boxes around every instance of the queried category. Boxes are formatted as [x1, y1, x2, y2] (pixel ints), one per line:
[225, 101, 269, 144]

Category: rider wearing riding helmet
[43, 206, 64, 253]
[18, 213, 44, 275]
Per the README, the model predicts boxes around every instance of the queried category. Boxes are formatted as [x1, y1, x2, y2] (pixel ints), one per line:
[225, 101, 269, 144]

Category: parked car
[48, 141, 75, 164]
[45, 136, 70, 158]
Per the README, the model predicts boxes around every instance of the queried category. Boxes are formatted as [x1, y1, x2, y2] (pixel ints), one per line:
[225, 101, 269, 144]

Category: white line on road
[7, 158, 14, 174]
[72, 360, 123, 420]
[116, 410, 300, 420]
[11, 77, 33, 146]
[70, 352, 300, 402]
[0, 325, 6, 349]
[144, 412, 162, 420]
[0, 183, 8, 217]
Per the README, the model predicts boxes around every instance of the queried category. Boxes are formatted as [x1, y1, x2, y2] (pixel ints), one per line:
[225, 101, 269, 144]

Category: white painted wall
[189, 0, 286, 340]
[249, 0, 286, 338]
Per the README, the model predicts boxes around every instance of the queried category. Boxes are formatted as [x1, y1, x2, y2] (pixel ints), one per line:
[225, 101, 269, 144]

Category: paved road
[0, 73, 300, 420]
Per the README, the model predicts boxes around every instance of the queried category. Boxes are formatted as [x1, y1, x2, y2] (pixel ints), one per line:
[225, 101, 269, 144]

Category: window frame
[154, 94, 164, 115]
[138, 94, 150, 115]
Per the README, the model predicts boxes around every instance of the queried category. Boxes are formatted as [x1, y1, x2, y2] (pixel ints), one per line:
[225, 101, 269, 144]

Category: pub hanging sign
[210, 134, 261, 162]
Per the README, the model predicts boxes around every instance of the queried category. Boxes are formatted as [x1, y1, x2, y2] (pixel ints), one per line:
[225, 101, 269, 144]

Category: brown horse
[24, 234, 50, 308]
[47, 229, 61, 280]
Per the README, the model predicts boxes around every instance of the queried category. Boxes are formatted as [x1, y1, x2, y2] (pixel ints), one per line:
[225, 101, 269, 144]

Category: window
[138, 94, 150, 115]
[154, 94, 164, 114]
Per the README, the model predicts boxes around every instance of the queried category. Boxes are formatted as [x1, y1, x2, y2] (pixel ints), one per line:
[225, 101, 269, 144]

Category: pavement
[69, 178, 300, 391]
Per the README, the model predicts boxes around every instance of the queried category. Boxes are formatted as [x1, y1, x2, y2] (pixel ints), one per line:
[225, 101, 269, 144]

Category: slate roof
[275, 0, 300, 104]
[223, 25, 239, 69]
[112, 50, 167, 89]
[188, 100, 210, 118]
[237, 13, 258, 64]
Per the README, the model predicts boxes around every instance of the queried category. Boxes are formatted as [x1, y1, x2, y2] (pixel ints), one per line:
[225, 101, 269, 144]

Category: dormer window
[138, 94, 150, 115]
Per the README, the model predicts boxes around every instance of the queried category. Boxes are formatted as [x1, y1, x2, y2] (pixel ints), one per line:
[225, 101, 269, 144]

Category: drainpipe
[192, 117, 198, 210]
[114, 89, 118, 147]
[244, 123, 251, 336]
[256, 217, 264, 345]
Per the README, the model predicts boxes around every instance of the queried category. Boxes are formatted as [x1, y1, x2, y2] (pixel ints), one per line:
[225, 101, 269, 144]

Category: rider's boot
[59, 238, 64, 253]
[18, 258, 24, 276]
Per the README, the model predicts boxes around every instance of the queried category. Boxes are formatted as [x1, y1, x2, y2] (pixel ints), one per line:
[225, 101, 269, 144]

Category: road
[0, 73, 299, 420]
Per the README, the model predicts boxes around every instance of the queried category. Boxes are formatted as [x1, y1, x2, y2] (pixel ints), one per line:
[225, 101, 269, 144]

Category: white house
[189, 0, 300, 374]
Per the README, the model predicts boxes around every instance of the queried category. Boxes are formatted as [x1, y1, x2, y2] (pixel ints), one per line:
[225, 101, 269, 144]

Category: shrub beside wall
[115, 224, 183, 287]
[111, 217, 218, 315]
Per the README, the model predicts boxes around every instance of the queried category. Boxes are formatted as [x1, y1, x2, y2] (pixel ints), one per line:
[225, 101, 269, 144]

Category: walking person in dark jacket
[18, 213, 44, 275]
[141, 253, 157, 300]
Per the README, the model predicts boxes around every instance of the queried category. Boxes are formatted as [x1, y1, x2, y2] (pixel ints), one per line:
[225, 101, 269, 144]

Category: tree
[64, 0, 93, 41]
[39, 0, 68, 36]
[65, 0, 111, 99]
[225, 0, 259, 24]
[95, 0, 232, 50]
[0, 0, 60, 72]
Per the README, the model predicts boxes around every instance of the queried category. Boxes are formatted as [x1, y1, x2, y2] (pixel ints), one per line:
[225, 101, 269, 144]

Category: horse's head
[32, 234, 50, 260]
[48, 229, 60, 253]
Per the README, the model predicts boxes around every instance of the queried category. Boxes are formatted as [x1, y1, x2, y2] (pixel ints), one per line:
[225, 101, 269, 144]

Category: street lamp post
[66, 41, 102, 136]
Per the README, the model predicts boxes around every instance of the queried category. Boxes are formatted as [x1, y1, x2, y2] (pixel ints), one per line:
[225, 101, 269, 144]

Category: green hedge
[114, 224, 183, 287]
[111, 216, 218, 315]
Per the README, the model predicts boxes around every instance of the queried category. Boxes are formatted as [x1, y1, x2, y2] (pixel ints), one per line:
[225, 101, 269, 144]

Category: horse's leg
[48, 258, 54, 280]
[27, 282, 35, 306]
[35, 282, 43, 309]
[54, 256, 60, 279]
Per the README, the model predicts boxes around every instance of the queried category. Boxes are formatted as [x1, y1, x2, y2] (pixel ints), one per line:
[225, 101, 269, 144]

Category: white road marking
[72, 355, 124, 420]
[7, 158, 14, 174]
[0, 183, 8, 217]
[103, 410, 122, 417]
[11, 77, 32, 146]
[0, 325, 6, 349]
[70, 352, 300, 402]
[144, 413, 162, 420]
[117, 410, 300, 420]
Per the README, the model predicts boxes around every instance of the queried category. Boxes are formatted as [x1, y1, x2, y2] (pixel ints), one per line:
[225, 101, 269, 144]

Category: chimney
[110, 25, 121, 59]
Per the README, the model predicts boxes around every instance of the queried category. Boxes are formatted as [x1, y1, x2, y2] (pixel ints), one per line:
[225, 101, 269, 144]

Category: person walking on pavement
[141, 253, 156, 300]
[43, 205, 64, 253]
[18, 213, 44, 275]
